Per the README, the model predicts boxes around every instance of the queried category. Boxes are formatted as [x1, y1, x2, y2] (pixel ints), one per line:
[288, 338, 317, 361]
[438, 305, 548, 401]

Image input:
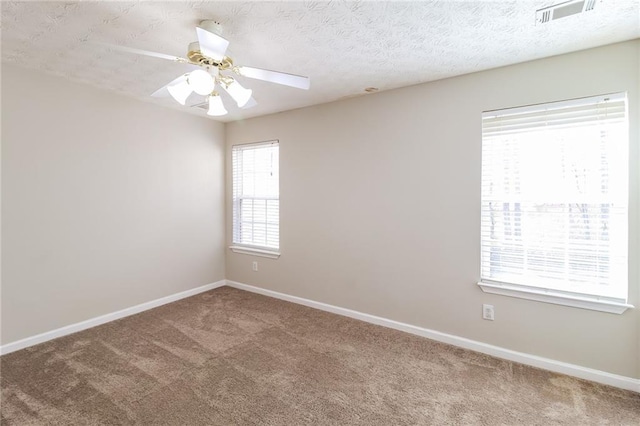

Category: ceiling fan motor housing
[199, 20, 223, 36]
[187, 41, 232, 69]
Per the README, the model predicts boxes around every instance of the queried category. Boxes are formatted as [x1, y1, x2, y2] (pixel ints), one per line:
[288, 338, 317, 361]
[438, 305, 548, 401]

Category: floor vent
[536, 0, 597, 24]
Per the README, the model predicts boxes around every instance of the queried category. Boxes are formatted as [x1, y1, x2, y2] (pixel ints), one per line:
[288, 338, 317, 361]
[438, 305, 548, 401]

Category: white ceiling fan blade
[242, 97, 257, 109]
[195, 27, 229, 62]
[93, 42, 185, 62]
[237, 66, 310, 90]
[151, 75, 186, 98]
[186, 92, 208, 107]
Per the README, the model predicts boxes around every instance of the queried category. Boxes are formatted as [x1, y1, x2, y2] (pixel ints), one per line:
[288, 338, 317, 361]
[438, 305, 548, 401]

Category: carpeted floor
[1, 286, 639, 425]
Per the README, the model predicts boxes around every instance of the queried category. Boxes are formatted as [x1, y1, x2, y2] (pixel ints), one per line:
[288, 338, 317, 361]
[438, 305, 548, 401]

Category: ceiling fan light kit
[167, 78, 192, 105]
[224, 80, 253, 107]
[187, 69, 216, 95]
[207, 93, 228, 116]
[104, 20, 310, 117]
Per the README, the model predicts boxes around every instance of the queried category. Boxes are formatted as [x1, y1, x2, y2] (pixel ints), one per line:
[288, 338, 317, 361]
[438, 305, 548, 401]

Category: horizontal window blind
[232, 141, 279, 250]
[480, 93, 628, 300]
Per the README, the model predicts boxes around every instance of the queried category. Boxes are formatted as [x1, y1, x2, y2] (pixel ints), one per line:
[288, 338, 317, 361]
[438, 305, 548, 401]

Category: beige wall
[1, 65, 226, 344]
[2, 41, 638, 379]
[226, 41, 640, 378]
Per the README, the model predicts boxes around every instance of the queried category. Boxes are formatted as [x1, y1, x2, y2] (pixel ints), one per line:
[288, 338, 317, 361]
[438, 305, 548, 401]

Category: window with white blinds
[232, 141, 279, 252]
[480, 93, 629, 303]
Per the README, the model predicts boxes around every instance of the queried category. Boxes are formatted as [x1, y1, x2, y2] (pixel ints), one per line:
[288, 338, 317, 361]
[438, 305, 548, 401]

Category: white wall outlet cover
[483, 304, 495, 321]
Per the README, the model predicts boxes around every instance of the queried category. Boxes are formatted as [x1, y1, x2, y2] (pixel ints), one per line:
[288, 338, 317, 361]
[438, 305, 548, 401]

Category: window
[479, 93, 631, 313]
[230, 141, 280, 258]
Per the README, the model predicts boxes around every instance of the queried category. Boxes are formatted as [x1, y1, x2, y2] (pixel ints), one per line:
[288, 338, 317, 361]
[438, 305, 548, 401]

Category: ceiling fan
[101, 20, 310, 116]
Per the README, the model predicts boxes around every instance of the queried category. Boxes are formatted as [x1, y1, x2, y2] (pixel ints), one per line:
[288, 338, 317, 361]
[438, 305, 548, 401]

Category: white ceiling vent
[536, 0, 597, 24]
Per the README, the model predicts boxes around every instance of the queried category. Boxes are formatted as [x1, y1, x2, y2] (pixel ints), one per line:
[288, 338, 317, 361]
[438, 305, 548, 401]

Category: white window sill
[229, 246, 281, 259]
[477, 281, 633, 314]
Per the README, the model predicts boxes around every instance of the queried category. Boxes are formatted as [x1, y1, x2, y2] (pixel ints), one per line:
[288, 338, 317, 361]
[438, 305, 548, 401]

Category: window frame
[477, 93, 633, 314]
[229, 140, 281, 259]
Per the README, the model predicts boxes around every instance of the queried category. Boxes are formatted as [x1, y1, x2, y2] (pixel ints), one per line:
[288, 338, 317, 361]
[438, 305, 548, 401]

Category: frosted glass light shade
[188, 70, 215, 96]
[167, 80, 192, 105]
[226, 80, 252, 107]
[207, 94, 228, 116]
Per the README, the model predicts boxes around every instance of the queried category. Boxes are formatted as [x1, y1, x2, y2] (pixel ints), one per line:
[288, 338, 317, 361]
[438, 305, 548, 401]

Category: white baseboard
[0, 280, 226, 356]
[3, 278, 637, 393]
[225, 280, 640, 393]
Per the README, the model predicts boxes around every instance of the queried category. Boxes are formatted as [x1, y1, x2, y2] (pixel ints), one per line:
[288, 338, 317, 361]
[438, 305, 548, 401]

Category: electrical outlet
[252, 261, 258, 272]
[482, 304, 495, 321]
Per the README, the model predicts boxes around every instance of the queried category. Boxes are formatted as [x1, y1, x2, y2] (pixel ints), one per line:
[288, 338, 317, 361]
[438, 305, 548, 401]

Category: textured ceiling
[2, 1, 639, 122]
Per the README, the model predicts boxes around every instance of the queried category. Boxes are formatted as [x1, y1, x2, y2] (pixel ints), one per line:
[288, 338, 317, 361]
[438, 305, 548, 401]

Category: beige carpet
[1, 286, 638, 425]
